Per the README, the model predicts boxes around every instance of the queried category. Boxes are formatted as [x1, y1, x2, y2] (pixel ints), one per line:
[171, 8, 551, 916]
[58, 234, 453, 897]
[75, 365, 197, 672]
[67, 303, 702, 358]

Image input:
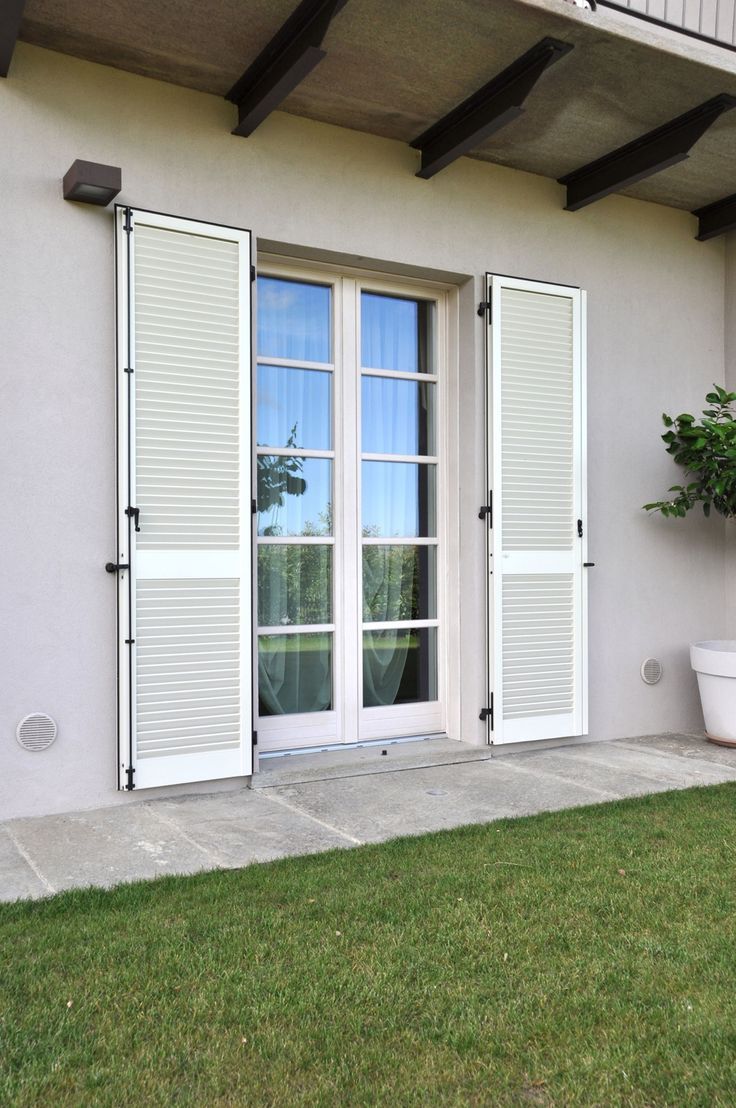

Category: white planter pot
[690, 641, 736, 747]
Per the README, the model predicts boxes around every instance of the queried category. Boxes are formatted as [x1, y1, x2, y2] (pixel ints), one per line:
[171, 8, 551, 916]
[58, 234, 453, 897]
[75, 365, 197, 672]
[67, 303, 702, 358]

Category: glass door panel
[362, 545, 436, 622]
[256, 275, 337, 748]
[359, 289, 442, 735]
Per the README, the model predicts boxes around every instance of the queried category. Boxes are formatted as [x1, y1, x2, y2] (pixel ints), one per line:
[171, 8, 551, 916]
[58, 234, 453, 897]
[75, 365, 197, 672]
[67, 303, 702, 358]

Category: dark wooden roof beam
[410, 37, 574, 181]
[692, 192, 736, 240]
[226, 0, 348, 138]
[559, 94, 736, 212]
[1, 0, 25, 78]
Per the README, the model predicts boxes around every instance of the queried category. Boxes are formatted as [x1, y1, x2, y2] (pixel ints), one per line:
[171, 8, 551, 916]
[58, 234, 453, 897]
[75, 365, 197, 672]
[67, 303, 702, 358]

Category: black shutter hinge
[577, 518, 583, 538]
[105, 562, 129, 573]
[252, 498, 257, 515]
[477, 300, 492, 320]
[252, 730, 258, 747]
[479, 491, 493, 526]
[123, 367, 134, 374]
[123, 208, 133, 234]
[124, 765, 135, 790]
[126, 506, 140, 532]
[251, 264, 256, 283]
[479, 694, 494, 729]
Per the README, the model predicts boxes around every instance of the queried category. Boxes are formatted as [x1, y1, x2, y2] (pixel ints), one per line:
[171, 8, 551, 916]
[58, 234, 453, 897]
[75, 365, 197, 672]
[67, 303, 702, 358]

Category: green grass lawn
[2, 785, 736, 1106]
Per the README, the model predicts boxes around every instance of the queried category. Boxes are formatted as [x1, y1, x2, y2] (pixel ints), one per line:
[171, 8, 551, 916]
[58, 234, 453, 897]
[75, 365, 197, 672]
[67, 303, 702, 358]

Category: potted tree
[644, 385, 736, 746]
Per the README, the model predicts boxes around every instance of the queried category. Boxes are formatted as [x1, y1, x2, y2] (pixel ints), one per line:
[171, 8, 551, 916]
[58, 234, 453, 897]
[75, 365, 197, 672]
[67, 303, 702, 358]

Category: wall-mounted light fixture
[62, 160, 122, 206]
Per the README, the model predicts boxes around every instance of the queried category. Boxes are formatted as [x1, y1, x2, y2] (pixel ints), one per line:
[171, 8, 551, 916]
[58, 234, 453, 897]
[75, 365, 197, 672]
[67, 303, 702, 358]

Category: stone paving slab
[1, 733, 735, 903]
[506, 748, 670, 800]
[8, 805, 215, 896]
[153, 790, 353, 866]
[0, 828, 48, 901]
[553, 740, 736, 788]
[621, 732, 736, 767]
[269, 758, 614, 845]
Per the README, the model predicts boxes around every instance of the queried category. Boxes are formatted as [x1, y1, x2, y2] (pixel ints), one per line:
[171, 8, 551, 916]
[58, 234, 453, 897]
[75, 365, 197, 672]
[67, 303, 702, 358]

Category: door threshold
[258, 734, 438, 760]
[250, 735, 494, 789]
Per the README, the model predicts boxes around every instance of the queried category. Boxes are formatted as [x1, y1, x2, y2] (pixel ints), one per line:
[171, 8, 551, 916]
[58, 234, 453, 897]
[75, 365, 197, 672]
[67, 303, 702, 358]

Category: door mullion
[341, 277, 360, 744]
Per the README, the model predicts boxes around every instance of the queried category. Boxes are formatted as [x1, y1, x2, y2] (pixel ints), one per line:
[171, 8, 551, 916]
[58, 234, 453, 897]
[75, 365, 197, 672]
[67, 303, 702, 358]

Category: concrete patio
[2, 732, 736, 903]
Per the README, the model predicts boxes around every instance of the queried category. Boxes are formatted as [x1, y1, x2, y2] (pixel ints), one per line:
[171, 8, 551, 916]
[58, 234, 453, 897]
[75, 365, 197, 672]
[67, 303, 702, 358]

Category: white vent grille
[16, 713, 57, 752]
[502, 575, 575, 720]
[135, 579, 241, 759]
[500, 287, 574, 552]
[641, 658, 663, 685]
[134, 224, 241, 550]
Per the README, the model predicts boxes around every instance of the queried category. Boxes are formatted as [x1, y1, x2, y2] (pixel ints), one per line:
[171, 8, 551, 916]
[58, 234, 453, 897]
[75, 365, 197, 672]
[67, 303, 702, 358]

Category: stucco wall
[0, 43, 728, 820]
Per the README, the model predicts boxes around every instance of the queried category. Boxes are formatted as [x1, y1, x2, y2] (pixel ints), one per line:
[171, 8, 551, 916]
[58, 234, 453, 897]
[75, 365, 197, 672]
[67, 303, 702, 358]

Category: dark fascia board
[559, 94, 736, 212]
[692, 192, 736, 240]
[226, 0, 348, 137]
[411, 37, 573, 180]
[0, 0, 25, 78]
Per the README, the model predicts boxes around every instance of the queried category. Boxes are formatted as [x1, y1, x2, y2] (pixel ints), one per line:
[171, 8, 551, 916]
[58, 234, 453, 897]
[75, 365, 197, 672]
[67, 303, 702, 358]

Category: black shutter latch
[126, 506, 141, 532]
[105, 562, 129, 573]
[479, 694, 494, 728]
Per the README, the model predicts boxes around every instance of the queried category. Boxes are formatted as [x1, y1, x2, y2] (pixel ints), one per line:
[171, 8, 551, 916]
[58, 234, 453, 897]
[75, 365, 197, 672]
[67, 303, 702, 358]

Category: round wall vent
[16, 713, 58, 752]
[640, 658, 663, 686]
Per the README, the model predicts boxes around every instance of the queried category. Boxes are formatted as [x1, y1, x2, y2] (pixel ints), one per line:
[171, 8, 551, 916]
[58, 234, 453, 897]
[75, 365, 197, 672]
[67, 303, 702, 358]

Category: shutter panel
[486, 275, 587, 744]
[115, 208, 253, 789]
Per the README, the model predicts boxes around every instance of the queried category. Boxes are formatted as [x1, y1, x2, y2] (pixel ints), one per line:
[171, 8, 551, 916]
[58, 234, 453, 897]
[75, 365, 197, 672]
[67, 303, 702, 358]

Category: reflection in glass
[259, 633, 332, 715]
[258, 545, 332, 627]
[257, 277, 331, 363]
[362, 377, 435, 456]
[362, 462, 436, 537]
[362, 546, 436, 622]
[361, 292, 432, 374]
[257, 456, 332, 536]
[257, 364, 331, 451]
[363, 628, 437, 707]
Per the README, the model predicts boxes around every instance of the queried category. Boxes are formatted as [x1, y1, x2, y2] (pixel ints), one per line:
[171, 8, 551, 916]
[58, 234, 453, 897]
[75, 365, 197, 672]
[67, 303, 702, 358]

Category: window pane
[362, 545, 436, 621]
[257, 277, 331, 363]
[258, 545, 332, 627]
[363, 628, 437, 707]
[362, 377, 435, 455]
[259, 633, 332, 715]
[362, 462, 436, 537]
[258, 457, 332, 536]
[361, 292, 432, 374]
[257, 364, 331, 451]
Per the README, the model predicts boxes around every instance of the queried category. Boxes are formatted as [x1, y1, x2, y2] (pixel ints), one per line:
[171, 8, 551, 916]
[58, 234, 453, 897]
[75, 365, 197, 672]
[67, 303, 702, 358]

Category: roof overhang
[12, 0, 736, 218]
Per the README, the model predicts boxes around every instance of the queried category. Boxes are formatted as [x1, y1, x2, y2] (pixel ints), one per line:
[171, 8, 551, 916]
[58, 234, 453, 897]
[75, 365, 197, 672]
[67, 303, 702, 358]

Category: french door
[256, 263, 446, 752]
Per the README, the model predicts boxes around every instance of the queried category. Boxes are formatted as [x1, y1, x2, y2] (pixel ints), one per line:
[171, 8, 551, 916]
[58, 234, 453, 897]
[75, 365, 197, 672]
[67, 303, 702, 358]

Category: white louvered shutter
[115, 208, 252, 789]
[486, 275, 587, 744]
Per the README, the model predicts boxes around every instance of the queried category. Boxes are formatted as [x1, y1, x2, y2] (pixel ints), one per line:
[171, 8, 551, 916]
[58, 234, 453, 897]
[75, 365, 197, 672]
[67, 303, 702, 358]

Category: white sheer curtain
[259, 636, 332, 715]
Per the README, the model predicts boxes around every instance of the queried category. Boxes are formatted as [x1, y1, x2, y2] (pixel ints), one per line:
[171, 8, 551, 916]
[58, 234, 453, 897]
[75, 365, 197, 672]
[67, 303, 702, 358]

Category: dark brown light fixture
[63, 160, 122, 206]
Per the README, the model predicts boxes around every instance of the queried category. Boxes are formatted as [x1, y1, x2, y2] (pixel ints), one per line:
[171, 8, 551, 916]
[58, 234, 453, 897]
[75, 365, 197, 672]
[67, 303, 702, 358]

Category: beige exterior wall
[0, 43, 729, 820]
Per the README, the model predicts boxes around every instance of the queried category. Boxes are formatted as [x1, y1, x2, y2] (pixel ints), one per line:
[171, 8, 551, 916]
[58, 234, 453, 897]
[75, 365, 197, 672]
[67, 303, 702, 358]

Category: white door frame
[255, 257, 453, 752]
